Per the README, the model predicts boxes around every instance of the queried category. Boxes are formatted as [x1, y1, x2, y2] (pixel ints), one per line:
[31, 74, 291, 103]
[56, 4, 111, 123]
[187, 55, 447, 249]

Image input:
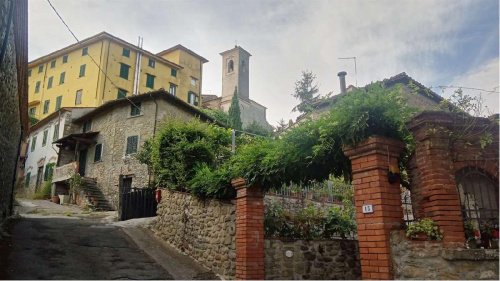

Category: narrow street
[0, 199, 215, 280]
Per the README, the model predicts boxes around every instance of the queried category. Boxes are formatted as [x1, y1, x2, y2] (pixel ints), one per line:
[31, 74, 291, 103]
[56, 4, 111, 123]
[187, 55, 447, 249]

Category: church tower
[220, 46, 251, 102]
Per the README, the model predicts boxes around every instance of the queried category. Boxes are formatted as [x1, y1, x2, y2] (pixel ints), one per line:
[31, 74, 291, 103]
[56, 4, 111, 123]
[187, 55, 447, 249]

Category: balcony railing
[53, 161, 77, 183]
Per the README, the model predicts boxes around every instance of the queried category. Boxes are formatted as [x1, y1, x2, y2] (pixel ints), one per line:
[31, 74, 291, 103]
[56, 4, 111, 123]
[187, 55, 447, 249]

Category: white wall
[23, 112, 67, 190]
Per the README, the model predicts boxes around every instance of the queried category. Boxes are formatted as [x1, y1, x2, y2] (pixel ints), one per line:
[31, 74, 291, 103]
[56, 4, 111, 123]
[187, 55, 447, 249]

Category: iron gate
[118, 175, 157, 221]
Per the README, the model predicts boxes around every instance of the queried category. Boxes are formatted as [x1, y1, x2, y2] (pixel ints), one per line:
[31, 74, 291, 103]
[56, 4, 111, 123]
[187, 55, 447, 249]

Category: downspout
[132, 36, 143, 96]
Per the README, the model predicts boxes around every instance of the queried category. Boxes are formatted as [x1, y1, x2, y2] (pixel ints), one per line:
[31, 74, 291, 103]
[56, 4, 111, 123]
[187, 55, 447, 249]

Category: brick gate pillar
[232, 178, 265, 280]
[343, 136, 405, 280]
[408, 113, 465, 247]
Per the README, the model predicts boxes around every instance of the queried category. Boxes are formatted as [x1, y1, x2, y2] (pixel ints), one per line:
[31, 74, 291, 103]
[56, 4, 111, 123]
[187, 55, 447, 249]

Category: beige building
[52, 90, 214, 209]
[202, 46, 271, 130]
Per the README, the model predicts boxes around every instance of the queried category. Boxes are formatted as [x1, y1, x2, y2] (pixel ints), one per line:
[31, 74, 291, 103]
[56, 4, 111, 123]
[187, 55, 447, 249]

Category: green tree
[244, 121, 272, 137]
[202, 108, 230, 127]
[292, 71, 319, 113]
[228, 86, 242, 130]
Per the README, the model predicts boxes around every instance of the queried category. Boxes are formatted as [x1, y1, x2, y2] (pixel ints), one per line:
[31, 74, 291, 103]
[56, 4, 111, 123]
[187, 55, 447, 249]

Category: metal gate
[118, 176, 157, 221]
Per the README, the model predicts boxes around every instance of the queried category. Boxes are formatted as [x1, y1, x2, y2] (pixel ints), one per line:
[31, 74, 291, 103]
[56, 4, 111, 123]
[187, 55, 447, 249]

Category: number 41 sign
[362, 204, 374, 214]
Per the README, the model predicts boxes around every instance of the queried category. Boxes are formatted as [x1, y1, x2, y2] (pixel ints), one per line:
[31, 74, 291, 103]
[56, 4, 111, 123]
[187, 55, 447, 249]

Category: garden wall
[390, 230, 499, 280]
[265, 238, 361, 280]
[151, 189, 236, 279]
[264, 194, 341, 213]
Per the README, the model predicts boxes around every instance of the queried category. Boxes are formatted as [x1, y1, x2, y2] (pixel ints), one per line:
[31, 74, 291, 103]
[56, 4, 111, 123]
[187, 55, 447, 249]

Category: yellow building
[27, 32, 208, 120]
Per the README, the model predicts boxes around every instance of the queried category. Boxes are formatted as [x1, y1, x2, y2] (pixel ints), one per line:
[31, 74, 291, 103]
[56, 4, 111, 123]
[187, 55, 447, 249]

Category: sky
[29, 0, 499, 126]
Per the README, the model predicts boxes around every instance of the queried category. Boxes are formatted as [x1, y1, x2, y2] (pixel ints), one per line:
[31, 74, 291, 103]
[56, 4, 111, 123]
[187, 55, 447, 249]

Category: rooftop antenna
[338, 57, 357, 87]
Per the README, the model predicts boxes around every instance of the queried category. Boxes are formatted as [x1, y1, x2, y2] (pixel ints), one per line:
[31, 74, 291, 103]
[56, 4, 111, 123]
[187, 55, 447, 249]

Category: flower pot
[51, 195, 60, 204]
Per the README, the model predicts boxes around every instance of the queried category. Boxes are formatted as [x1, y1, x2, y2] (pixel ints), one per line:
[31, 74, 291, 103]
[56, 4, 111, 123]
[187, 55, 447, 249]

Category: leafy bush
[265, 201, 356, 240]
[32, 177, 52, 200]
[201, 109, 230, 127]
[406, 218, 443, 240]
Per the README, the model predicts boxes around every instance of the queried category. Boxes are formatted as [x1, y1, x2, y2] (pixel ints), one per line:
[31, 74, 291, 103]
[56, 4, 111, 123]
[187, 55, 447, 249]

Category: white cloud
[28, 0, 497, 126]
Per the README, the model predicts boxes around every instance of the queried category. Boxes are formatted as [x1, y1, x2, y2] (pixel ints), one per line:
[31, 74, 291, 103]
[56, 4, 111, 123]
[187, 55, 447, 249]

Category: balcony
[53, 161, 77, 183]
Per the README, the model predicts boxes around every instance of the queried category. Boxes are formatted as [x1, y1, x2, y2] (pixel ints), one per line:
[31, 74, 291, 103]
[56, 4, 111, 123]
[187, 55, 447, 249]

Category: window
[169, 83, 177, 96]
[82, 120, 92, 133]
[38, 65, 43, 73]
[146, 74, 155, 89]
[94, 143, 103, 162]
[75, 89, 83, 105]
[171, 68, 177, 77]
[35, 81, 41, 93]
[148, 58, 155, 68]
[228, 59, 234, 73]
[130, 102, 141, 117]
[44, 163, 55, 181]
[119, 63, 130, 80]
[50, 60, 56, 68]
[79, 64, 86, 77]
[117, 88, 127, 99]
[82, 47, 88, 56]
[29, 107, 36, 116]
[126, 135, 139, 155]
[42, 130, 48, 146]
[122, 48, 130, 57]
[47, 76, 53, 89]
[188, 91, 199, 106]
[55, 96, 62, 111]
[53, 123, 59, 141]
[28, 69, 32, 77]
[25, 172, 31, 188]
[59, 72, 66, 84]
[190, 77, 198, 87]
[30, 136, 37, 152]
[43, 100, 50, 114]
[62, 55, 68, 63]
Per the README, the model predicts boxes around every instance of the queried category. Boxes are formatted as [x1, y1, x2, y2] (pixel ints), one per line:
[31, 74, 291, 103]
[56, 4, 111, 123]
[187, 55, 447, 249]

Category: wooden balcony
[52, 161, 77, 183]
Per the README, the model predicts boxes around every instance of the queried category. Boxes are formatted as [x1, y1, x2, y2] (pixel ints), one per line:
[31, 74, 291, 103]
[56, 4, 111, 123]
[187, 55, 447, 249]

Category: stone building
[21, 107, 93, 195]
[0, 0, 28, 225]
[201, 46, 271, 130]
[52, 90, 214, 209]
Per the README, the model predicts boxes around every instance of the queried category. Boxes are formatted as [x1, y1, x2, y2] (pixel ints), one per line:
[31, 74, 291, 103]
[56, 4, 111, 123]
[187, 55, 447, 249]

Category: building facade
[22, 108, 93, 195]
[202, 46, 271, 130]
[52, 90, 214, 209]
[28, 32, 208, 121]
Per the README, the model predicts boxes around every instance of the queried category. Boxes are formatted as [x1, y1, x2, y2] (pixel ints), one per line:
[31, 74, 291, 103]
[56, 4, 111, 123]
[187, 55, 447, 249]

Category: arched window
[228, 60, 234, 73]
[456, 168, 499, 240]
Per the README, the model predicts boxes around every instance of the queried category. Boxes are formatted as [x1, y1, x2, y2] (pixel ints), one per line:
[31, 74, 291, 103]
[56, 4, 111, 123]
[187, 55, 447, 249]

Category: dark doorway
[35, 166, 44, 191]
[78, 149, 87, 176]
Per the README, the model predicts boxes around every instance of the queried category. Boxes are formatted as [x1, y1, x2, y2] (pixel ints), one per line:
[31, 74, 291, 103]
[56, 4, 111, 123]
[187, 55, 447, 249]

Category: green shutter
[47, 77, 53, 89]
[43, 100, 50, 114]
[122, 48, 130, 57]
[79, 64, 86, 77]
[25, 172, 31, 188]
[171, 68, 177, 77]
[117, 88, 127, 99]
[126, 136, 138, 155]
[146, 74, 155, 89]
[55, 96, 62, 111]
[130, 102, 141, 116]
[31, 136, 37, 152]
[53, 123, 60, 141]
[94, 144, 102, 162]
[120, 63, 130, 79]
[35, 81, 41, 93]
[63, 55, 68, 63]
[42, 130, 48, 146]
[50, 60, 56, 68]
[60, 72, 65, 84]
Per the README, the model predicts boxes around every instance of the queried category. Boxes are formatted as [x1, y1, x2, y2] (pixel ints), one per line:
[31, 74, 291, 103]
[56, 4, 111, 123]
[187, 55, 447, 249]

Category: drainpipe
[132, 36, 143, 95]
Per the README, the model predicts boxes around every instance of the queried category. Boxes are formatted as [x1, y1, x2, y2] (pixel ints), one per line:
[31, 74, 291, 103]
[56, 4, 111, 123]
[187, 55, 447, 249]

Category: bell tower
[220, 46, 251, 102]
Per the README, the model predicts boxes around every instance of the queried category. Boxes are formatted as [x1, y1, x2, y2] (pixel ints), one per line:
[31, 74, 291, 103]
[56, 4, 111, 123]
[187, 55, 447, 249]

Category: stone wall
[0, 0, 27, 225]
[265, 239, 361, 280]
[265, 194, 340, 213]
[391, 230, 499, 280]
[152, 189, 236, 279]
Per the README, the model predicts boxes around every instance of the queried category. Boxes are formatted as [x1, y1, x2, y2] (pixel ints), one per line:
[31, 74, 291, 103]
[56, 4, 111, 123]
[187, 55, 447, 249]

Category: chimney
[338, 71, 347, 95]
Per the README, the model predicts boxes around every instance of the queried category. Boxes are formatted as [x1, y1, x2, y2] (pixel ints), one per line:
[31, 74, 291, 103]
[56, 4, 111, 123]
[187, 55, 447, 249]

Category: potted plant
[406, 218, 443, 241]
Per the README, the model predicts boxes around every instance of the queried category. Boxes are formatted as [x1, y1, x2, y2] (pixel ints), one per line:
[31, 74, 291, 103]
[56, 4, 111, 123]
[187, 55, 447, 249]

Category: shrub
[406, 218, 443, 240]
[32, 178, 52, 200]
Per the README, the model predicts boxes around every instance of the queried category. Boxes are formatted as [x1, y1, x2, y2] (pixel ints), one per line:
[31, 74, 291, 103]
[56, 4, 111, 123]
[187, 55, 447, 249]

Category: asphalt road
[0, 202, 173, 280]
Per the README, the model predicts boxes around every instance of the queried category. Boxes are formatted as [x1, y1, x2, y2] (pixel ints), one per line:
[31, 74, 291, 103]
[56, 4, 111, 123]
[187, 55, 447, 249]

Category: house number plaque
[362, 204, 374, 214]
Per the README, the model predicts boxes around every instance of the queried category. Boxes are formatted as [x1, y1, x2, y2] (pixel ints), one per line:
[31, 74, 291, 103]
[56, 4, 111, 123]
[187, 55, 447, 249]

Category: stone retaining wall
[151, 189, 236, 279]
[265, 238, 361, 279]
[391, 230, 499, 279]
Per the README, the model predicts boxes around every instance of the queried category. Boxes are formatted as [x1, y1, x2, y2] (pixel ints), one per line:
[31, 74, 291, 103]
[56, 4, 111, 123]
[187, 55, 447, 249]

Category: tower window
[228, 60, 234, 73]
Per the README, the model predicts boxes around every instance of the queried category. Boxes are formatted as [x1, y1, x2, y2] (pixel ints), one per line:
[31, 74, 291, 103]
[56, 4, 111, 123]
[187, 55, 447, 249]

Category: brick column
[408, 113, 465, 247]
[232, 178, 265, 280]
[343, 136, 405, 280]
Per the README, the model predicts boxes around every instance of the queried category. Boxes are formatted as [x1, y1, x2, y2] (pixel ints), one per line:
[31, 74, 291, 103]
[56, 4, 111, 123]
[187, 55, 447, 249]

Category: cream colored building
[28, 32, 208, 121]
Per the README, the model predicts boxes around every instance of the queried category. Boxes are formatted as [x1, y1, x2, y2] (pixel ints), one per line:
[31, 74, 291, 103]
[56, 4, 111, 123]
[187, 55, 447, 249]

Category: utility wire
[46, 0, 143, 113]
